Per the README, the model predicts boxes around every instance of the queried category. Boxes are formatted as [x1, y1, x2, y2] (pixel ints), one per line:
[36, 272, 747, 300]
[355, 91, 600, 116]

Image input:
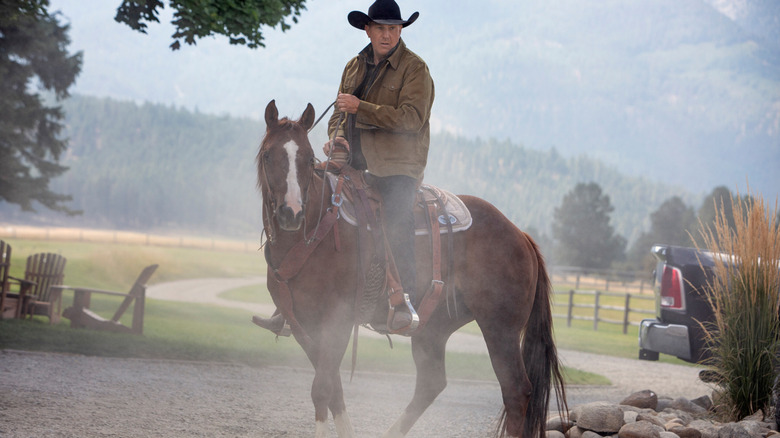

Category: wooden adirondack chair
[59, 264, 158, 335]
[0, 240, 24, 319]
[20, 253, 68, 324]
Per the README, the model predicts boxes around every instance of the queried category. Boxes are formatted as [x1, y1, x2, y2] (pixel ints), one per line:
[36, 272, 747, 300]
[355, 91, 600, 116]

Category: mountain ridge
[2, 94, 695, 253]
[47, 0, 779, 201]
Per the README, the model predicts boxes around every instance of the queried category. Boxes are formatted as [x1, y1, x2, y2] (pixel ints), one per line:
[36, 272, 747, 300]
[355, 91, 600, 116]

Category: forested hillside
[0, 95, 694, 245]
[50, 0, 780, 200]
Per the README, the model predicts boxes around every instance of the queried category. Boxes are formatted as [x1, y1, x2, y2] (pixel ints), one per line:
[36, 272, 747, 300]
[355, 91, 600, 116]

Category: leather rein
[259, 104, 343, 348]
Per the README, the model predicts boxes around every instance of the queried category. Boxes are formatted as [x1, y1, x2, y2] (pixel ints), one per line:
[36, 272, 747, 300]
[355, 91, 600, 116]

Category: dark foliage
[114, 0, 307, 50]
[552, 182, 627, 269]
[0, 0, 82, 214]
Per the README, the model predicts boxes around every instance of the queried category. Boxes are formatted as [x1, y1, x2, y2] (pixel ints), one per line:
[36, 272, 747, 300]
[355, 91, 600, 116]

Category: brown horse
[257, 100, 566, 438]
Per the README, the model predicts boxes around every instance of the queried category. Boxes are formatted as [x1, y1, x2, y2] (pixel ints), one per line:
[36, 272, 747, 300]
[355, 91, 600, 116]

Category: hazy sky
[48, 1, 433, 121]
[46, 1, 780, 201]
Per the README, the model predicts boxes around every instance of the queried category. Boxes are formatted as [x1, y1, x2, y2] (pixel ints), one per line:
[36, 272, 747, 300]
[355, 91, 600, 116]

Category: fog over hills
[48, 0, 779, 202]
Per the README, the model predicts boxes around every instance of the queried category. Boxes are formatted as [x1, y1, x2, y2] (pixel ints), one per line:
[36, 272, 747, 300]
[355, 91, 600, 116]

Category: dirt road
[0, 278, 711, 437]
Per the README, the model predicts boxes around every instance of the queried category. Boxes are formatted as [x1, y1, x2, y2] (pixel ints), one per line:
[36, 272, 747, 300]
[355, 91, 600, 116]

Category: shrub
[697, 191, 780, 420]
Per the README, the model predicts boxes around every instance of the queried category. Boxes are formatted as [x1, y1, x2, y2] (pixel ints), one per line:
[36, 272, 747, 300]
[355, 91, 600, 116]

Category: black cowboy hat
[348, 0, 419, 29]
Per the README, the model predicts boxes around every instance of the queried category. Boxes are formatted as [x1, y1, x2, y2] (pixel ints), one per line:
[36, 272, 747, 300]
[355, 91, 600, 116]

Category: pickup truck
[638, 244, 717, 363]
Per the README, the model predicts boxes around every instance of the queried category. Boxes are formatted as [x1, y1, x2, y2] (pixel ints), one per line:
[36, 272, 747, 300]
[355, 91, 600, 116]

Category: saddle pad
[325, 173, 472, 236]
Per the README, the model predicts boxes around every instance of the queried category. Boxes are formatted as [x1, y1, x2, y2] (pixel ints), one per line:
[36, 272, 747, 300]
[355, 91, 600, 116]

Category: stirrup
[388, 293, 420, 335]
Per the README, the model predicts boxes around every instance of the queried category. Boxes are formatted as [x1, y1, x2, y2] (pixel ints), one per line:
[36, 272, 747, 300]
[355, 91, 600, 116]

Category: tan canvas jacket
[328, 39, 435, 179]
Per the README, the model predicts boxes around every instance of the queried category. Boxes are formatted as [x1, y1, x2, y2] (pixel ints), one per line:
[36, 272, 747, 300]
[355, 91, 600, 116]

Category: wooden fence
[3, 225, 658, 336]
[0, 225, 259, 253]
[550, 267, 650, 294]
[553, 289, 656, 334]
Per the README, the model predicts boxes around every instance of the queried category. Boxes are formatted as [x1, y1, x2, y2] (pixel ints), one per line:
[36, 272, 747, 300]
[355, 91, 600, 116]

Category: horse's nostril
[276, 204, 304, 231]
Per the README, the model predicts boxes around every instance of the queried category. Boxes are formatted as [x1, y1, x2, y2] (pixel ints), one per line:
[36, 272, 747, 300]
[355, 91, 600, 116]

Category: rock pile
[546, 389, 779, 438]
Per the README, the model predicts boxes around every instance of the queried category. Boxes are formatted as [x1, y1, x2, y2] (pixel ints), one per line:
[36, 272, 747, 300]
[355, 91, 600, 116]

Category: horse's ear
[299, 103, 315, 131]
[265, 100, 279, 131]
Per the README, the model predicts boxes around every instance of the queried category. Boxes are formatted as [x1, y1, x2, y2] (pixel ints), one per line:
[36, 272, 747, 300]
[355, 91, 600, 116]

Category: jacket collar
[359, 38, 405, 70]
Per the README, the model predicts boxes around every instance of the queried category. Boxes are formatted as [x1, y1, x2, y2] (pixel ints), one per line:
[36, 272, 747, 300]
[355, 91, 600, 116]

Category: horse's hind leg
[480, 321, 531, 438]
[383, 329, 449, 438]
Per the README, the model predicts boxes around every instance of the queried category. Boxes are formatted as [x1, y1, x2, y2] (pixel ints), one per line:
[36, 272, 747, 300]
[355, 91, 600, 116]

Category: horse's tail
[519, 236, 568, 438]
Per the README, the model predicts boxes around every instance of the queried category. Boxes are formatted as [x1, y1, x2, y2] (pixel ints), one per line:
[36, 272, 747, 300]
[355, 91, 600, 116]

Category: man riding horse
[253, 0, 434, 333]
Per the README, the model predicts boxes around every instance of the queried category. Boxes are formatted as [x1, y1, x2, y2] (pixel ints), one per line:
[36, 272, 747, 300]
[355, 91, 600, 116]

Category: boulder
[716, 423, 751, 438]
[691, 395, 713, 411]
[656, 397, 674, 412]
[565, 425, 586, 438]
[621, 390, 659, 410]
[741, 409, 763, 422]
[547, 414, 574, 433]
[670, 397, 708, 415]
[549, 392, 778, 438]
[636, 412, 666, 428]
[737, 419, 772, 436]
[667, 424, 702, 438]
[572, 402, 624, 433]
[687, 419, 720, 438]
[618, 420, 663, 438]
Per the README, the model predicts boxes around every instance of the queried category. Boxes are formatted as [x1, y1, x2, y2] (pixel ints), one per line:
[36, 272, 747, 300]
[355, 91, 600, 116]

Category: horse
[256, 100, 567, 438]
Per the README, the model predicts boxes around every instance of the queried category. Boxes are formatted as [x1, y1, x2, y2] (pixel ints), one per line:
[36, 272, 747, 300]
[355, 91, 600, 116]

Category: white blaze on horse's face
[281, 139, 304, 220]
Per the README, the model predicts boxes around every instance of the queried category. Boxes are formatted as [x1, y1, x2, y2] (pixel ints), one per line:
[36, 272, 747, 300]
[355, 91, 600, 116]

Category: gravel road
[0, 277, 712, 437]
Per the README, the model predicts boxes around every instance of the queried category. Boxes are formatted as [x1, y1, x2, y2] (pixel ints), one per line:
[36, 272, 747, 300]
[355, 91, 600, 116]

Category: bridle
[260, 101, 342, 249]
[258, 140, 315, 247]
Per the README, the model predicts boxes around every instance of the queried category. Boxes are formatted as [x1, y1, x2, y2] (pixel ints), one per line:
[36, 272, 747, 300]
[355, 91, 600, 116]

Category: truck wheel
[639, 349, 659, 361]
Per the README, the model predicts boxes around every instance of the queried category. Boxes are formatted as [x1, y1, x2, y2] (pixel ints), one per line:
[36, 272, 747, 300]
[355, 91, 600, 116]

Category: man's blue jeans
[368, 174, 418, 304]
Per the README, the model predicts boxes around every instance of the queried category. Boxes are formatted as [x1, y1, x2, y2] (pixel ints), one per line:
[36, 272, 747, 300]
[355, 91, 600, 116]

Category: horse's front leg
[328, 370, 354, 437]
[383, 328, 449, 438]
[312, 368, 354, 438]
[308, 315, 355, 438]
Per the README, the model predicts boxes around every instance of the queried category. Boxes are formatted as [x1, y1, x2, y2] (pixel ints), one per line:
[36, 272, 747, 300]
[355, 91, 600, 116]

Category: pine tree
[552, 182, 626, 269]
[0, 0, 82, 214]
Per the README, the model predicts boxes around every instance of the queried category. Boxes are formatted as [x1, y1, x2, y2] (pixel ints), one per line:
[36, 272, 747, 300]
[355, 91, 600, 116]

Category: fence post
[605, 278, 610, 291]
[575, 274, 580, 289]
[623, 293, 631, 334]
[567, 289, 574, 327]
[593, 290, 600, 331]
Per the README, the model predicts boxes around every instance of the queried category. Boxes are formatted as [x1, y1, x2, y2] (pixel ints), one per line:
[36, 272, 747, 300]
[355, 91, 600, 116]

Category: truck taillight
[660, 266, 684, 310]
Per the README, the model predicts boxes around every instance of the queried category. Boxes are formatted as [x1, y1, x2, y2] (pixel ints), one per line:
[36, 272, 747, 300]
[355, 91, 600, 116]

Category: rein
[261, 101, 346, 348]
[308, 101, 335, 134]
[306, 104, 343, 245]
[260, 100, 336, 247]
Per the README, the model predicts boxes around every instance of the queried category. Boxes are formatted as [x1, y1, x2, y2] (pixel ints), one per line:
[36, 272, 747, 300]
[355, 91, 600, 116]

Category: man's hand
[323, 137, 350, 156]
[336, 93, 360, 114]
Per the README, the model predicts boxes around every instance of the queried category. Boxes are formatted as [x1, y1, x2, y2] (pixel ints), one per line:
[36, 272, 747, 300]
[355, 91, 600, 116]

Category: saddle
[324, 173, 472, 236]
[319, 162, 472, 336]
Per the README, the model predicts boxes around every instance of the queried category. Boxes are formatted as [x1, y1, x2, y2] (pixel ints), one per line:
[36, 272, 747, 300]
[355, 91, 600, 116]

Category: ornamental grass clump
[696, 191, 780, 421]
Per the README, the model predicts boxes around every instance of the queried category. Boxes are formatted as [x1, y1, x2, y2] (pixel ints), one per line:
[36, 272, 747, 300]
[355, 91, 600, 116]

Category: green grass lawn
[1, 237, 691, 386]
